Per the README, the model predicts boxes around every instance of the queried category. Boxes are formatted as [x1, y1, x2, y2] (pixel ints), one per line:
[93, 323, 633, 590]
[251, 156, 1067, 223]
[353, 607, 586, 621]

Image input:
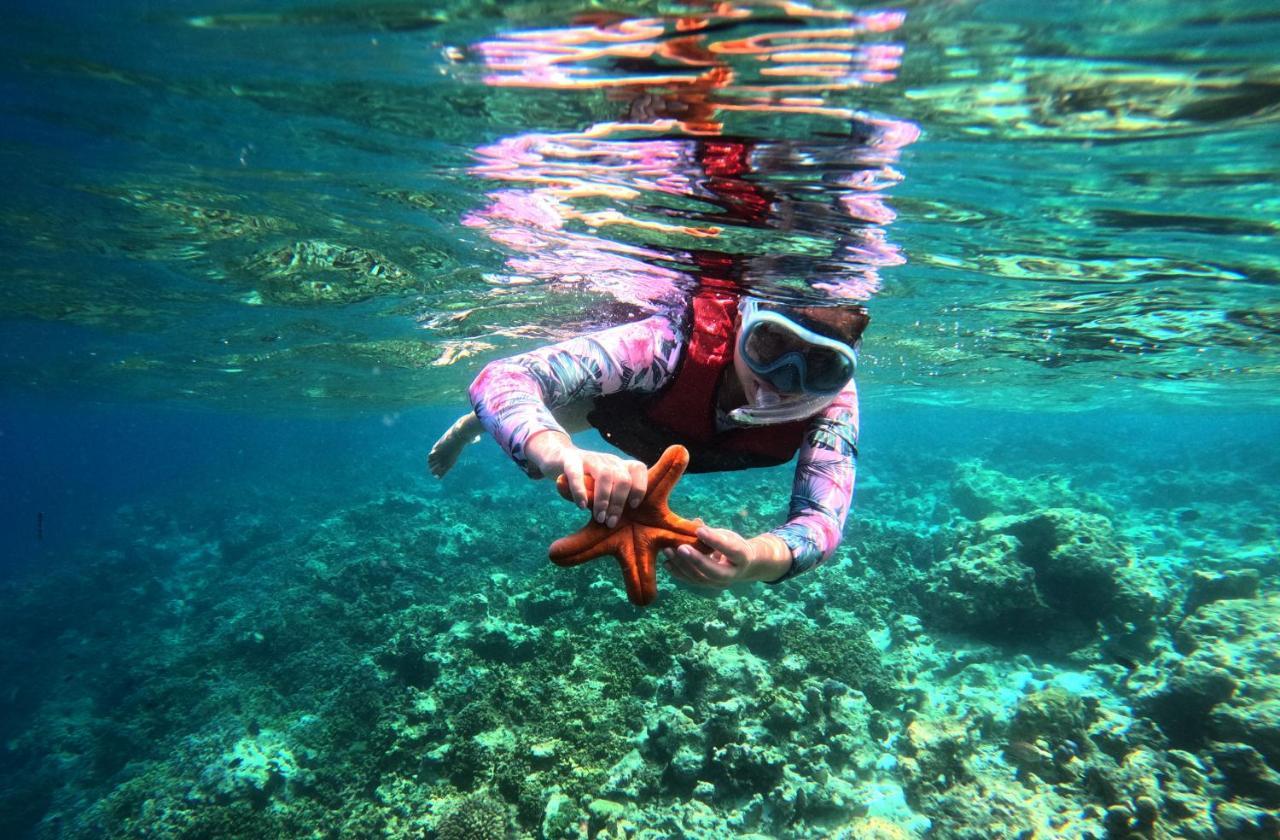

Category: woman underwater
[429, 288, 866, 589]
[430, 3, 912, 591]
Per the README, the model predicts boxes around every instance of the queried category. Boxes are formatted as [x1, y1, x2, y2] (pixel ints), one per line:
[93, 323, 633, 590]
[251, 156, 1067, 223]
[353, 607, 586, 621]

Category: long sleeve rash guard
[468, 314, 859, 580]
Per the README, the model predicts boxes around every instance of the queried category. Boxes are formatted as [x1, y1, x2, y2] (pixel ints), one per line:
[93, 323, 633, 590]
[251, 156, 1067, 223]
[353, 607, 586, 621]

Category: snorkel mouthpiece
[753, 387, 783, 408]
[728, 391, 834, 427]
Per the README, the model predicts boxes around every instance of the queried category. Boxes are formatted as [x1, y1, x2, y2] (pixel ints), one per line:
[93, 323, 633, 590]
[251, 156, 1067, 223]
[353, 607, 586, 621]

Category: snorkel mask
[729, 299, 862, 427]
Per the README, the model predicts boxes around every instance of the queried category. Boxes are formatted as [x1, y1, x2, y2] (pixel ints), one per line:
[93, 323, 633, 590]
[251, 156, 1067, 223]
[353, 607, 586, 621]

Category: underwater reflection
[460, 1, 919, 323]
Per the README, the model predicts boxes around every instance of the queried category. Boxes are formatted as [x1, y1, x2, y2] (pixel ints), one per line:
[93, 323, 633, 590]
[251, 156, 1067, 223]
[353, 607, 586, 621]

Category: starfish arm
[617, 535, 655, 605]
[652, 525, 705, 548]
[643, 445, 690, 507]
[549, 526, 615, 567]
[636, 512, 704, 539]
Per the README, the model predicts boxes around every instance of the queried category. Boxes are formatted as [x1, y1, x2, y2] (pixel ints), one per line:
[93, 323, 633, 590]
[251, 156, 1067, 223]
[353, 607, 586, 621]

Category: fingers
[694, 526, 750, 564]
[661, 524, 756, 590]
[662, 546, 714, 587]
[561, 453, 589, 510]
[662, 543, 737, 588]
[625, 460, 648, 510]
[580, 454, 648, 527]
[593, 468, 617, 525]
[427, 448, 452, 479]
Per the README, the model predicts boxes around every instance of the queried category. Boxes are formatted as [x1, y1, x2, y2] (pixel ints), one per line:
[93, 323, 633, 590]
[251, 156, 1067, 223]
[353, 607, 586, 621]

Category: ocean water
[1, 1, 1278, 838]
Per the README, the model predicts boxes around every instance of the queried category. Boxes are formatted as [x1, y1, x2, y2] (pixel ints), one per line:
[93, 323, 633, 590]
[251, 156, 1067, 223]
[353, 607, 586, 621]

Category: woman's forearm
[746, 534, 794, 583]
[770, 383, 859, 579]
[467, 315, 682, 478]
[524, 429, 574, 478]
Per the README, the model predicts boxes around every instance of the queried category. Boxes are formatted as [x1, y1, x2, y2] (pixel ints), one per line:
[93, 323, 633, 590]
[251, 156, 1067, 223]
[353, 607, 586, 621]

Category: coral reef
[436, 793, 511, 840]
[922, 504, 1164, 655]
[0, 436, 1276, 839]
[1131, 595, 1280, 814]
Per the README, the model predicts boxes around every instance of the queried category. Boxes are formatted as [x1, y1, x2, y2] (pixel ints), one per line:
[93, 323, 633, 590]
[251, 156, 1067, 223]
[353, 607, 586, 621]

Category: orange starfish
[550, 445, 707, 606]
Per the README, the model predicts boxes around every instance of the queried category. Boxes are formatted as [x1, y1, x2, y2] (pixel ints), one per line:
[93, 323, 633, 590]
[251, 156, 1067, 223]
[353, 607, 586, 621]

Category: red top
[591, 289, 809, 472]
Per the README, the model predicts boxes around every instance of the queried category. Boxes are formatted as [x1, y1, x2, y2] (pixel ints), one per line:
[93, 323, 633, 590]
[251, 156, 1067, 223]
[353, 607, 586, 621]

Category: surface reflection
[462, 1, 919, 322]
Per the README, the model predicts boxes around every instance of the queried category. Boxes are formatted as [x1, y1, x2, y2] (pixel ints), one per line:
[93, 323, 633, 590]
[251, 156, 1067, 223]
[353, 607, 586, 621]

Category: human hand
[555, 447, 649, 530]
[660, 527, 792, 588]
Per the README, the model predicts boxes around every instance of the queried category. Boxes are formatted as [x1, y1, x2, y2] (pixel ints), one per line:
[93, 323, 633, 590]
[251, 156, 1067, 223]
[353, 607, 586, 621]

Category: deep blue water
[5, 398, 1275, 572]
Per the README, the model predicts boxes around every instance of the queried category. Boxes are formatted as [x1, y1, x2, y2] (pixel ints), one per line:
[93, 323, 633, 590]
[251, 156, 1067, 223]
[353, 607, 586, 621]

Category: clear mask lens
[740, 313, 855, 396]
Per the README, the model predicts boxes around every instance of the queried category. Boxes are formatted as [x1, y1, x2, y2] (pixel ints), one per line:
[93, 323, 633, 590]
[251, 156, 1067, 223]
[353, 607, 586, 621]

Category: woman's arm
[468, 314, 684, 478]
[661, 380, 859, 588]
[767, 379, 860, 580]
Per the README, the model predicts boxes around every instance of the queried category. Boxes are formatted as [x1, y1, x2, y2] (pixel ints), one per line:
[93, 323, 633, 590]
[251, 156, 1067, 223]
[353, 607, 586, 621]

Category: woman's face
[733, 350, 785, 407]
[732, 336, 843, 423]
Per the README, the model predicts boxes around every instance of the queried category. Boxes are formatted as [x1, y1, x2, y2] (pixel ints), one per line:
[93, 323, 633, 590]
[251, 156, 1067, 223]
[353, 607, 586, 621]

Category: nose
[768, 368, 798, 391]
[766, 364, 802, 394]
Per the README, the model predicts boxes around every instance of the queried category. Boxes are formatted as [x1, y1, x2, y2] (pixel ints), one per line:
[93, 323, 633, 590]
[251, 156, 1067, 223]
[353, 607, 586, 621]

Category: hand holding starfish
[524, 430, 649, 528]
[549, 445, 708, 606]
[660, 525, 793, 588]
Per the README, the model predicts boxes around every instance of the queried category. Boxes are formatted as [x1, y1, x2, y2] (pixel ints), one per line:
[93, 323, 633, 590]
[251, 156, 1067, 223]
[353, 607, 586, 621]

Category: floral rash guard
[467, 315, 859, 580]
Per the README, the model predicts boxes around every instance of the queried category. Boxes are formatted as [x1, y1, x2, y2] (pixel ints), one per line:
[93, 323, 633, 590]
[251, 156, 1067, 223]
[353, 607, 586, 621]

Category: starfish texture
[550, 445, 707, 606]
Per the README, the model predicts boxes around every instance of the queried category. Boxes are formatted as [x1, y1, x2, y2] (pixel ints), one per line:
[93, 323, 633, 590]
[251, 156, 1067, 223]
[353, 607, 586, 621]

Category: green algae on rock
[921, 505, 1164, 654]
[1134, 595, 1280, 797]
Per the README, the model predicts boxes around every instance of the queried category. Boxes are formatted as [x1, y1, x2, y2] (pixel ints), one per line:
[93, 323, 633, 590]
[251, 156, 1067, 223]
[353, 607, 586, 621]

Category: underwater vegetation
[1, 426, 1276, 839]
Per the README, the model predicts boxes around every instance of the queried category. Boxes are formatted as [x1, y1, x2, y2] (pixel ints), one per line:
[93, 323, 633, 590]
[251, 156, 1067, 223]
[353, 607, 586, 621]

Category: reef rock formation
[1132, 594, 1280, 812]
[922, 507, 1162, 650]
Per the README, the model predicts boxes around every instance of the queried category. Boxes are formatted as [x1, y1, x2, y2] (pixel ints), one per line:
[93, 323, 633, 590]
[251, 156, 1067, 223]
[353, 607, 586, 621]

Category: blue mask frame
[738, 302, 858, 396]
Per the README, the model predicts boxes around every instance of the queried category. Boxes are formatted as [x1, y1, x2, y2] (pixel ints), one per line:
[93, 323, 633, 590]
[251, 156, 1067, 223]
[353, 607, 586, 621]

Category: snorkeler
[430, 2, 912, 590]
[429, 287, 865, 588]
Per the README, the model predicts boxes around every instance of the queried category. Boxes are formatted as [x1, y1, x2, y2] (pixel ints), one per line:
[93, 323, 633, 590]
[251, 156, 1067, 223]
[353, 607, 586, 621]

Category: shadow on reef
[0, 445, 1277, 839]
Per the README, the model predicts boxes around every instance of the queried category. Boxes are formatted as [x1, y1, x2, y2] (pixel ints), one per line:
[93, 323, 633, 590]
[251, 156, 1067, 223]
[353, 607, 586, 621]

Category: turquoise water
[2, 1, 1278, 838]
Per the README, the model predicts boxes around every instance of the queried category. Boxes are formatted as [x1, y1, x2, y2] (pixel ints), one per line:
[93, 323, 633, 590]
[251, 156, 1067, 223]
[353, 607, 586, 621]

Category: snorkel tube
[728, 389, 837, 427]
